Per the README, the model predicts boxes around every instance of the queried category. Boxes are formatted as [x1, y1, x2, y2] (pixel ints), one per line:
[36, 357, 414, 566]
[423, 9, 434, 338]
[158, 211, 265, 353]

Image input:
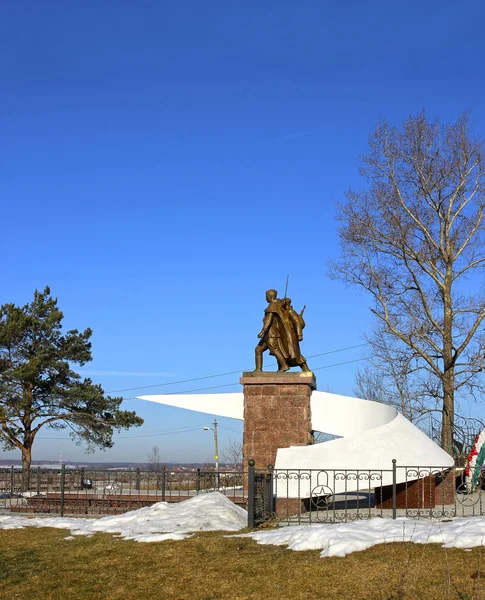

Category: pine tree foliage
[0, 287, 144, 473]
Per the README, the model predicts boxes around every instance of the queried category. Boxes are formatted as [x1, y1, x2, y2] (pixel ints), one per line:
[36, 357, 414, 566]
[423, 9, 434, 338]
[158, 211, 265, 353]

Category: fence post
[196, 468, 200, 493]
[267, 464, 274, 516]
[136, 467, 140, 491]
[392, 459, 397, 520]
[10, 466, 14, 497]
[247, 459, 255, 529]
[161, 466, 166, 502]
[60, 464, 66, 517]
[37, 467, 41, 497]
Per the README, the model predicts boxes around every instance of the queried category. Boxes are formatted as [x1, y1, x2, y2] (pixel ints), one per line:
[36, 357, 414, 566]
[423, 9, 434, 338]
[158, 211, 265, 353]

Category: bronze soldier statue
[254, 289, 310, 372]
[281, 297, 310, 372]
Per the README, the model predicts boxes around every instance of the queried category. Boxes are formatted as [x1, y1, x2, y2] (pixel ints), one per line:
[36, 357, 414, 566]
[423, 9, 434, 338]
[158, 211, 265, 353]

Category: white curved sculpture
[138, 390, 453, 496]
[138, 392, 244, 421]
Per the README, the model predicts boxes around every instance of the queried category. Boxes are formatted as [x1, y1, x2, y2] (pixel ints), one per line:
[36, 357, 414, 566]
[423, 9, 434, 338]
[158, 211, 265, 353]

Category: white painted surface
[277, 391, 453, 496]
[138, 389, 453, 496]
[310, 391, 398, 437]
[138, 390, 399, 436]
[138, 392, 244, 420]
[275, 411, 453, 496]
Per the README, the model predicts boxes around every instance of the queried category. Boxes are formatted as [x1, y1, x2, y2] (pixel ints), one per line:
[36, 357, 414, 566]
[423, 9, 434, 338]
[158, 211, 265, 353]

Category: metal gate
[247, 461, 274, 527]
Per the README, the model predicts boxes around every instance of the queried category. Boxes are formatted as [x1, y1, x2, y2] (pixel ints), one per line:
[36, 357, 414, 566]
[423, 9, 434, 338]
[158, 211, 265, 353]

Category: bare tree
[354, 328, 433, 424]
[222, 437, 243, 470]
[146, 446, 164, 485]
[330, 112, 485, 453]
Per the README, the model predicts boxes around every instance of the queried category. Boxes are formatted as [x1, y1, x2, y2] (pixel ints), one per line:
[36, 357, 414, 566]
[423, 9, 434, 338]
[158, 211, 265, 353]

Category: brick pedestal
[376, 477, 436, 509]
[240, 371, 316, 471]
[375, 469, 456, 510]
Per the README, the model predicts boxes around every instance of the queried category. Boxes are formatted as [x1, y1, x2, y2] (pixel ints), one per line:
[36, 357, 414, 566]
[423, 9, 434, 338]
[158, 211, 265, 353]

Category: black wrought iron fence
[427, 413, 484, 462]
[247, 460, 485, 527]
[4, 461, 485, 528]
[0, 466, 247, 516]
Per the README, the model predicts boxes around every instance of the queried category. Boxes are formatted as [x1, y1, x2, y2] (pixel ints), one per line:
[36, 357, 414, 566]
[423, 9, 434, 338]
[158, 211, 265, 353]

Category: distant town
[0, 459, 236, 471]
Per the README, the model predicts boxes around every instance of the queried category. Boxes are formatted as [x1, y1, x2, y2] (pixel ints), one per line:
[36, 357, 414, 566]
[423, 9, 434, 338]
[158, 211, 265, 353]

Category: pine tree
[0, 287, 144, 487]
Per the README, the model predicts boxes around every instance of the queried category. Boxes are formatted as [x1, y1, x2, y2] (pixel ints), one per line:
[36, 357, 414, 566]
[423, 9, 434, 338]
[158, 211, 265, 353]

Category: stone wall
[241, 371, 316, 470]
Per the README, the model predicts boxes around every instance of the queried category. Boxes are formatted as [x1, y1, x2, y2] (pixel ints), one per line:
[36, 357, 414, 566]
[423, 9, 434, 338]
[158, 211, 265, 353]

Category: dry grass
[1, 527, 485, 599]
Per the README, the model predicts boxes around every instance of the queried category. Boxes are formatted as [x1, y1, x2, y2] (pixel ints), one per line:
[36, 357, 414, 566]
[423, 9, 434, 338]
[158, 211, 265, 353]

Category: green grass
[1, 527, 485, 599]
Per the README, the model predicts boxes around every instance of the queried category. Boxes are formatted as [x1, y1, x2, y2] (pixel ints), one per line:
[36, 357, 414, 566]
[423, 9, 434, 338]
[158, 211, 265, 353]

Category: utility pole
[203, 419, 219, 480]
[213, 418, 219, 476]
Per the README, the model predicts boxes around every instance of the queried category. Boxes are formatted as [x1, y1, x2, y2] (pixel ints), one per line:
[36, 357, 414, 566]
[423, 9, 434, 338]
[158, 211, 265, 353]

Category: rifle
[283, 274, 289, 300]
[300, 305, 306, 317]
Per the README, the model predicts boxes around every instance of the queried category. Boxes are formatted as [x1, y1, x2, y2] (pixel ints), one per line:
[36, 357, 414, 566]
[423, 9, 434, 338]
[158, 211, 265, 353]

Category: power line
[313, 357, 367, 371]
[37, 353, 369, 441]
[121, 382, 242, 400]
[106, 343, 368, 394]
[306, 344, 368, 359]
[166, 382, 241, 395]
[127, 357, 369, 400]
[38, 426, 204, 441]
[132, 356, 370, 399]
[219, 425, 243, 434]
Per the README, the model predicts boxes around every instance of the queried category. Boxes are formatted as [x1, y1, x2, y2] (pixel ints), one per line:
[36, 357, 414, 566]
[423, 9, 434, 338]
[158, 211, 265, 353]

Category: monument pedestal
[240, 371, 316, 470]
[241, 371, 316, 516]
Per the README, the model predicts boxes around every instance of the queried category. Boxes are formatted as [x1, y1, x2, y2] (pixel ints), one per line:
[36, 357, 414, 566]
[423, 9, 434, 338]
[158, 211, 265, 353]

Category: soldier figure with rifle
[254, 285, 310, 373]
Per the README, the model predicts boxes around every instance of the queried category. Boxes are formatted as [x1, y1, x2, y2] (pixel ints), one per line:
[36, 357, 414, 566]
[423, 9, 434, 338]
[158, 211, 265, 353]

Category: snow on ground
[244, 517, 485, 557]
[4, 493, 485, 556]
[0, 492, 247, 542]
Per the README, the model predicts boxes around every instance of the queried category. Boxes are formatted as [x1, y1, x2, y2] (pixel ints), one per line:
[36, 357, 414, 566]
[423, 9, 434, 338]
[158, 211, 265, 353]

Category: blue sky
[2, 1, 485, 464]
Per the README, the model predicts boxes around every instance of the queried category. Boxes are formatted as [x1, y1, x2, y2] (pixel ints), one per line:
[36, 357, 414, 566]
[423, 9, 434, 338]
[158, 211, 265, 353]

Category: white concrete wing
[138, 393, 244, 420]
[276, 391, 453, 497]
[138, 389, 453, 496]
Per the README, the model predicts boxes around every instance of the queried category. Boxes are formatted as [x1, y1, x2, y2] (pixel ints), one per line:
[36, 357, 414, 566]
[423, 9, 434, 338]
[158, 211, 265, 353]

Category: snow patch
[244, 517, 485, 557]
[7, 494, 485, 558]
[0, 492, 247, 543]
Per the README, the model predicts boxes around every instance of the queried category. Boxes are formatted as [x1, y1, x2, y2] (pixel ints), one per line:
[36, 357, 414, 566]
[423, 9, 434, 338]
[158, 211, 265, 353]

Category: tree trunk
[441, 372, 455, 454]
[441, 266, 454, 454]
[21, 447, 32, 492]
